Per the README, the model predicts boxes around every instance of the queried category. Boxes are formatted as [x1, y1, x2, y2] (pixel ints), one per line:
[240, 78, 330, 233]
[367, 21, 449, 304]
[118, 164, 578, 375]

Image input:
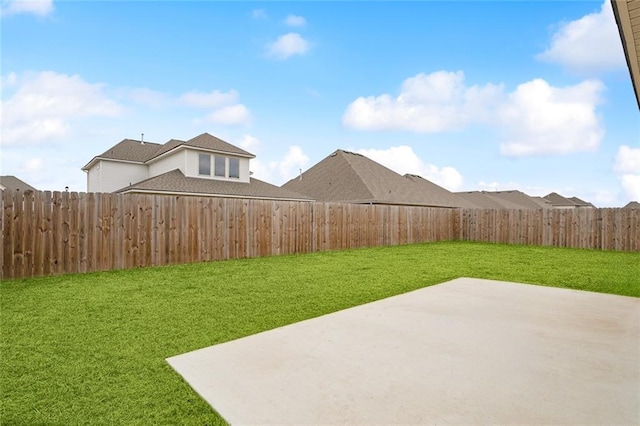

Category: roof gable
[282, 150, 468, 207]
[282, 150, 377, 203]
[568, 196, 595, 207]
[82, 139, 162, 169]
[454, 191, 511, 209]
[484, 190, 552, 210]
[184, 133, 254, 157]
[83, 133, 254, 170]
[146, 139, 185, 160]
[543, 192, 577, 207]
[403, 174, 475, 208]
[0, 175, 37, 192]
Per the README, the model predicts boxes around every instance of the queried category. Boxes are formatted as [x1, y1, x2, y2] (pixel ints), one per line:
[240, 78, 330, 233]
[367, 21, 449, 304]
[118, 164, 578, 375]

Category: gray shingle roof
[623, 201, 640, 209]
[116, 169, 313, 201]
[454, 191, 514, 209]
[0, 175, 37, 192]
[184, 133, 254, 157]
[543, 192, 578, 207]
[83, 133, 254, 170]
[484, 190, 553, 210]
[147, 139, 185, 160]
[568, 196, 595, 208]
[281, 149, 469, 208]
[145, 133, 254, 162]
[403, 174, 476, 208]
[90, 139, 162, 164]
[532, 196, 553, 208]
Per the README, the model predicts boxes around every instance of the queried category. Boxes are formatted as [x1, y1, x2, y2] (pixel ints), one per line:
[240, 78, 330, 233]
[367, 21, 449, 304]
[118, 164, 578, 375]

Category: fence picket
[1, 190, 638, 279]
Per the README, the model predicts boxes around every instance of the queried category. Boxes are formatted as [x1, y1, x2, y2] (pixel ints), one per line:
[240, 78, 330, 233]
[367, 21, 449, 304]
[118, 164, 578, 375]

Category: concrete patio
[167, 277, 640, 425]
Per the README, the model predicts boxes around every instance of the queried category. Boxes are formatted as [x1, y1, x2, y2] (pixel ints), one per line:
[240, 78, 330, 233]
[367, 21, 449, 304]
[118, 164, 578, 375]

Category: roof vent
[141, 133, 144, 145]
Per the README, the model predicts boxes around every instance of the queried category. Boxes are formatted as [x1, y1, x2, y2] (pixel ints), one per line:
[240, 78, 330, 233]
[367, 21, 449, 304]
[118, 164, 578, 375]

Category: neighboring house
[531, 196, 553, 209]
[281, 149, 472, 208]
[455, 190, 552, 210]
[82, 133, 312, 201]
[568, 196, 595, 208]
[489, 191, 553, 209]
[543, 192, 595, 209]
[454, 191, 511, 209]
[403, 174, 477, 208]
[623, 201, 640, 209]
[0, 175, 37, 193]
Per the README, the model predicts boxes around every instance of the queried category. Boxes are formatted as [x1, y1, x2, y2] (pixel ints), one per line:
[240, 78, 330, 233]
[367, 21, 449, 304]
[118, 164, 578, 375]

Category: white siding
[86, 161, 103, 192]
[149, 150, 187, 178]
[239, 158, 250, 182]
[99, 161, 148, 192]
[185, 149, 201, 177]
[185, 149, 251, 183]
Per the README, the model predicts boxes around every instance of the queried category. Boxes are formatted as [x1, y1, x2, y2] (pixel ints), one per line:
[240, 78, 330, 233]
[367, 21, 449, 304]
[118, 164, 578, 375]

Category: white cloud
[179, 89, 238, 108]
[343, 71, 605, 157]
[267, 33, 310, 60]
[614, 145, 640, 201]
[284, 14, 306, 27]
[124, 88, 170, 107]
[0, 71, 17, 90]
[620, 175, 640, 201]
[536, 1, 625, 73]
[356, 145, 464, 191]
[498, 79, 604, 156]
[248, 145, 309, 184]
[237, 134, 260, 153]
[614, 145, 640, 174]
[1, 0, 53, 17]
[19, 157, 44, 173]
[1, 71, 122, 146]
[274, 146, 309, 180]
[478, 181, 525, 192]
[588, 190, 617, 207]
[252, 9, 267, 20]
[180, 89, 250, 125]
[206, 104, 250, 125]
[343, 71, 502, 133]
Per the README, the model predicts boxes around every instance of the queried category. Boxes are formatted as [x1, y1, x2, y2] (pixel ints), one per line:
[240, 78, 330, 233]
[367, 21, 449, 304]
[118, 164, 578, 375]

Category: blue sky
[1, 0, 638, 206]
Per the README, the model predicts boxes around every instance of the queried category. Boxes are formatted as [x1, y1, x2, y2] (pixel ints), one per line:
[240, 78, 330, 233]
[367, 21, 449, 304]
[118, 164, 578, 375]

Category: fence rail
[1, 191, 638, 280]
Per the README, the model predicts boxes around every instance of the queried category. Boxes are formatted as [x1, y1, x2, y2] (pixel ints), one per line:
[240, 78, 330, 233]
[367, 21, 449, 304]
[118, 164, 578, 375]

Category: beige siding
[149, 150, 187, 177]
[100, 161, 148, 192]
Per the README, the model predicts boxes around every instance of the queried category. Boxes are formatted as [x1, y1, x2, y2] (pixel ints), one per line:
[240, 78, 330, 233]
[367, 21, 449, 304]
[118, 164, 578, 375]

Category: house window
[229, 158, 240, 179]
[214, 156, 226, 177]
[199, 154, 210, 175]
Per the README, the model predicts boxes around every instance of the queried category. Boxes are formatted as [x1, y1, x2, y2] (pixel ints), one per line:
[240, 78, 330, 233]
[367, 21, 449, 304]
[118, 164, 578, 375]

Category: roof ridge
[335, 149, 375, 199]
[335, 150, 378, 200]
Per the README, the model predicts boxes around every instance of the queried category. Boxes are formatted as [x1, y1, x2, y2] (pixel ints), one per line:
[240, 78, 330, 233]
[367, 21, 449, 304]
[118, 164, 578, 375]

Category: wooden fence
[1, 191, 638, 280]
[457, 208, 639, 251]
[1, 191, 455, 280]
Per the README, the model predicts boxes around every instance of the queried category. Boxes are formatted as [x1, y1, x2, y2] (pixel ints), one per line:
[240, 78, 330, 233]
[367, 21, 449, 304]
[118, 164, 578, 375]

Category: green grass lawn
[1, 241, 639, 425]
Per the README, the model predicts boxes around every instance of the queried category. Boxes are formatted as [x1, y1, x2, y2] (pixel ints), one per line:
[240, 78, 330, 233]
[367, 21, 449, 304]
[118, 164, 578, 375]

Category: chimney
[299, 168, 303, 181]
[141, 133, 144, 145]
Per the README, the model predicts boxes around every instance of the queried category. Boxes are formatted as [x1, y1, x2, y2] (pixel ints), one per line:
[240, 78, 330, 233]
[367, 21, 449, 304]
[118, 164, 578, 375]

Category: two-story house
[82, 133, 312, 201]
